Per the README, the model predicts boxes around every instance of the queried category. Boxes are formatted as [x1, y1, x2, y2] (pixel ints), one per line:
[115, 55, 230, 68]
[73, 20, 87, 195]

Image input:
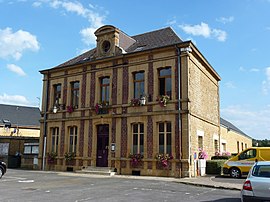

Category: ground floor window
[24, 143, 39, 154]
[51, 127, 59, 153]
[69, 126, 77, 154]
[158, 122, 171, 154]
[132, 123, 144, 154]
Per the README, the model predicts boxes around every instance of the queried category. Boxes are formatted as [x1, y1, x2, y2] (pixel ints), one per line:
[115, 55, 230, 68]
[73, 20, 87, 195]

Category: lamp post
[16, 107, 19, 135]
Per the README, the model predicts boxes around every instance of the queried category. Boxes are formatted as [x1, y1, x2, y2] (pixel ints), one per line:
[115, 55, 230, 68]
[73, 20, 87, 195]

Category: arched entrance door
[96, 124, 109, 167]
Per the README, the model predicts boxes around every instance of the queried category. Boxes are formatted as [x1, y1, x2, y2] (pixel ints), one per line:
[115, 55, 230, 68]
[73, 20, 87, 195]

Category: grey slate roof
[220, 117, 251, 138]
[51, 27, 182, 69]
[0, 104, 40, 128]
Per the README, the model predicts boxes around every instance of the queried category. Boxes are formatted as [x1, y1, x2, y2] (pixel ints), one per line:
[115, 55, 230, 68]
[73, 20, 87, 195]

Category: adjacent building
[0, 104, 40, 169]
[220, 118, 252, 154]
[39, 25, 239, 177]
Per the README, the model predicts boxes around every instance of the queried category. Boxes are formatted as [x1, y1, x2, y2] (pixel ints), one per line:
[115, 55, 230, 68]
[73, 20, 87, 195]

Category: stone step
[75, 167, 116, 176]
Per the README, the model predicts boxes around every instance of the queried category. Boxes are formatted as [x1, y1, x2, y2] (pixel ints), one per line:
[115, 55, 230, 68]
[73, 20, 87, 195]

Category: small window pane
[159, 123, 164, 132]
[133, 124, 138, 133]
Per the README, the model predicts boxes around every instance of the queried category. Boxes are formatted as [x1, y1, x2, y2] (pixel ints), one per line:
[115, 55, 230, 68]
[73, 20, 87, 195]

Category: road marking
[18, 180, 34, 183]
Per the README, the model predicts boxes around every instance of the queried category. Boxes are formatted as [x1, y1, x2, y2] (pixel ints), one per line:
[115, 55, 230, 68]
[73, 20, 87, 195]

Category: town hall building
[39, 25, 248, 177]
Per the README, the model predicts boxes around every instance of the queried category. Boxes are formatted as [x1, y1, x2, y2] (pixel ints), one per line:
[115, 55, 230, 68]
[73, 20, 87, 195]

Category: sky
[0, 0, 269, 140]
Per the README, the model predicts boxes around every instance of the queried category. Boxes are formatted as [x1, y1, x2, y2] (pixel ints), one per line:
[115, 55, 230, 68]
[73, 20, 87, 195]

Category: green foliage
[211, 155, 231, 160]
[206, 160, 227, 175]
[252, 139, 270, 147]
[64, 152, 75, 162]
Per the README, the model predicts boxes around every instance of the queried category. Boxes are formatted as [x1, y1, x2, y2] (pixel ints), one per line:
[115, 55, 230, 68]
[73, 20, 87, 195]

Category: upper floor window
[69, 126, 78, 154]
[71, 81, 79, 108]
[158, 67, 171, 97]
[133, 72, 145, 98]
[100, 77, 110, 104]
[53, 84, 61, 105]
[132, 123, 144, 154]
[51, 127, 59, 153]
[158, 122, 172, 154]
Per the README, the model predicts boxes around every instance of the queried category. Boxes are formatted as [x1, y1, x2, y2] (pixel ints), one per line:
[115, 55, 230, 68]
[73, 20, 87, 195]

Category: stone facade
[39, 25, 250, 177]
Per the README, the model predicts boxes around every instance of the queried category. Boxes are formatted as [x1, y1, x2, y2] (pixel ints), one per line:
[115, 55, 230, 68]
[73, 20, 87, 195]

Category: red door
[96, 125, 109, 167]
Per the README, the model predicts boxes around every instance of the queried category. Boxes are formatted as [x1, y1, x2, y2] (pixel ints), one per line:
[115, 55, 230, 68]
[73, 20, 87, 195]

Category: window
[198, 136, 203, 150]
[102, 40, 111, 53]
[158, 67, 171, 97]
[133, 72, 145, 98]
[214, 139, 218, 152]
[237, 141, 240, 153]
[24, 143, 39, 154]
[69, 126, 78, 154]
[158, 122, 172, 154]
[100, 77, 110, 103]
[241, 142, 244, 151]
[222, 143, 226, 152]
[51, 127, 59, 153]
[239, 149, 256, 160]
[71, 81, 80, 108]
[245, 143, 247, 149]
[132, 123, 144, 154]
[53, 84, 61, 105]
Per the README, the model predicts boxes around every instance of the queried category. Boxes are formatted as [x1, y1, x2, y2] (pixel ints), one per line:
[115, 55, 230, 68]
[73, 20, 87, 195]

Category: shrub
[211, 155, 231, 160]
[206, 160, 227, 175]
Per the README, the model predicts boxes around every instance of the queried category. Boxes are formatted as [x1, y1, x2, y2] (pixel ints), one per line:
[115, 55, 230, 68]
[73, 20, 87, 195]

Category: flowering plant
[198, 148, 208, 159]
[130, 98, 140, 106]
[67, 105, 74, 113]
[47, 151, 57, 164]
[215, 151, 231, 156]
[64, 152, 75, 162]
[129, 153, 143, 167]
[156, 95, 170, 107]
[95, 101, 109, 114]
[155, 153, 173, 168]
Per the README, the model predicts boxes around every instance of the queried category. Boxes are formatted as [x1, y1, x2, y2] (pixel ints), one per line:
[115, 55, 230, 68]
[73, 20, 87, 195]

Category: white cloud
[0, 93, 30, 106]
[44, 0, 105, 46]
[80, 27, 97, 46]
[262, 67, 270, 95]
[212, 29, 227, 42]
[32, 1, 42, 7]
[224, 81, 236, 89]
[221, 105, 270, 140]
[179, 22, 227, 42]
[0, 27, 40, 60]
[7, 64, 26, 76]
[239, 66, 260, 73]
[216, 16, 234, 24]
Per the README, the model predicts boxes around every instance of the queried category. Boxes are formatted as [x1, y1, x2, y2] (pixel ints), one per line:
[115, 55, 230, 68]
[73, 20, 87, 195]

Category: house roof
[0, 104, 40, 128]
[46, 27, 182, 70]
[220, 117, 251, 139]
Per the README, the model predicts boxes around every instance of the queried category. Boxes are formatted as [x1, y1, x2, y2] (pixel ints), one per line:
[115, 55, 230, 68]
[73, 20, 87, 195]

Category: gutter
[176, 46, 183, 177]
[42, 73, 49, 170]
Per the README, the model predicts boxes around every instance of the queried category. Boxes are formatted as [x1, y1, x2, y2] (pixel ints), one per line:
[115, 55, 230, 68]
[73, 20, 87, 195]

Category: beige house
[220, 118, 252, 154]
[0, 104, 40, 169]
[39, 25, 249, 177]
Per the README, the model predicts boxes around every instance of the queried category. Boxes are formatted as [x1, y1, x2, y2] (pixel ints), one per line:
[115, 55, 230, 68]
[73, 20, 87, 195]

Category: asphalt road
[0, 169, 241, 202]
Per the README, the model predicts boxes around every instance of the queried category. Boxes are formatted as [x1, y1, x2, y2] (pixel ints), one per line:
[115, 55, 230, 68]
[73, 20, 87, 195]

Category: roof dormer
[94, 25, 136, 58]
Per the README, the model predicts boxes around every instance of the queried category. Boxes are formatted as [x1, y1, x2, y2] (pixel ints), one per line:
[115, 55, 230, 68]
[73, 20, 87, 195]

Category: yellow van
[223, 147, 270, 178]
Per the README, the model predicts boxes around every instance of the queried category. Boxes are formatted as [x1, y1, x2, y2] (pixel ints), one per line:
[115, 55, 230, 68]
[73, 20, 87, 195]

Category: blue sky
[0, 0, 269, 140]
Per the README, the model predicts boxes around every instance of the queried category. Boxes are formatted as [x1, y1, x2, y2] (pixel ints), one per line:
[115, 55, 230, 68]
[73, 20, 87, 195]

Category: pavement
[173, 175, 243, 191]
[99, 174, 243, 191]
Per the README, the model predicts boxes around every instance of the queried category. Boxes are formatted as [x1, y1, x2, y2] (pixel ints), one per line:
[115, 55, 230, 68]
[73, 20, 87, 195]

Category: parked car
[223, 147, 270, 178]
[241, 161, 270, 202]
[0, 160, 7, 178]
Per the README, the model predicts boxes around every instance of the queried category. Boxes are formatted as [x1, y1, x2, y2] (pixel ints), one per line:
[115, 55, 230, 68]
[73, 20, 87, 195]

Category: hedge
[206, 160, 227, 175]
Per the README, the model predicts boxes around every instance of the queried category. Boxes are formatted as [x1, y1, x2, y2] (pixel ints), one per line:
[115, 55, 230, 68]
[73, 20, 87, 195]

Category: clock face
[102, 40, 111, 53]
